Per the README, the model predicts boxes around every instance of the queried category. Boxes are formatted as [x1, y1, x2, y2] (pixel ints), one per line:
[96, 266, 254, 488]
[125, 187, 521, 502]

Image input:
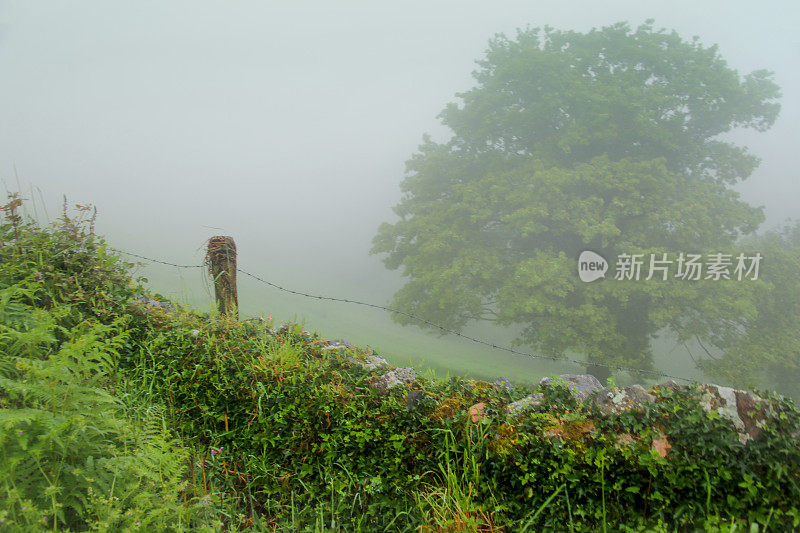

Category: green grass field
[140, 259, 713, 390]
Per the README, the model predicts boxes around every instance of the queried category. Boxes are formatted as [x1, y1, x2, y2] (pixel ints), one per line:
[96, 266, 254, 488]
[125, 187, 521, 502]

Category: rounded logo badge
[578, 251, 608, 282]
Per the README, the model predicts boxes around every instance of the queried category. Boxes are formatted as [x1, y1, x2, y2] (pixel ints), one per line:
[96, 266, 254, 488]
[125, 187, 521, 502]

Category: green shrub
[3, 195, 799, 531]
[0, 283, 220, 531]
[0, 198, 222, 531]
[0, 194, 137, 325]
[127, 312, 800, 530]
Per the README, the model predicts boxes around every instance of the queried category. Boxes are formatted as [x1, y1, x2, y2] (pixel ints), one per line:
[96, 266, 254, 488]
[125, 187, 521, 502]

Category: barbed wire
[114, 248, 700, 384]
[111, 248, 205, 270]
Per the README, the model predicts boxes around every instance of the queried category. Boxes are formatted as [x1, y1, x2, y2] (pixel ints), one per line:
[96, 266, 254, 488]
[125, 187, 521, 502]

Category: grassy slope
[142, 261, 713, 390]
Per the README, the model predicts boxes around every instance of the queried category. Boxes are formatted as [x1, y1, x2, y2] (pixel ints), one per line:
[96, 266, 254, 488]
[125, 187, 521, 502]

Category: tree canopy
[698, 222, 800, 398]
[372, 21, 782, 381]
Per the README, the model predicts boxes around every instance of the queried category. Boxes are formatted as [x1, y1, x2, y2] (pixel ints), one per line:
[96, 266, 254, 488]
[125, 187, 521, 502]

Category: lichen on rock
[591, 384, 656, 416]
[370, 367, 416, 393]
[347, 354, 389, 371]
[539, 374, 604, 401]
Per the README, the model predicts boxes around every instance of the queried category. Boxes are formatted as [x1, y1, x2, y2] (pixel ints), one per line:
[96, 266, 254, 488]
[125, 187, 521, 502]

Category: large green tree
[372, 21, 781, 381]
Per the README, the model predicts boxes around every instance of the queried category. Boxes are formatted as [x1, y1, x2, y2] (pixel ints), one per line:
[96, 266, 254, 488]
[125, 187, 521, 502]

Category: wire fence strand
[112, 248, 205, 269]
[114, 248, 700, 384]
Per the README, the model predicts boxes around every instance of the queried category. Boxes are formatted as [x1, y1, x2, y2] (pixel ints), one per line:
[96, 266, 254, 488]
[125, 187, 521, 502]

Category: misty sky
[2, 0, 799, 306]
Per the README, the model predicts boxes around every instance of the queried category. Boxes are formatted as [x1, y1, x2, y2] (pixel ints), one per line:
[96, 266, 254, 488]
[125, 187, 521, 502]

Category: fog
[2, 1, 798, 384]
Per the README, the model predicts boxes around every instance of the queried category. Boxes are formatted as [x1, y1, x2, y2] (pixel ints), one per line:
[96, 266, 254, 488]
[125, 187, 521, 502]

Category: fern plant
[0, 283, 218, 531]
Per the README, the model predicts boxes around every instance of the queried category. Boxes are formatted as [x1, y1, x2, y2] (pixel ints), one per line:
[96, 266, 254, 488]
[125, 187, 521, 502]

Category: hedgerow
[0, 196, 220, 531]
[2, 195, 799, 531]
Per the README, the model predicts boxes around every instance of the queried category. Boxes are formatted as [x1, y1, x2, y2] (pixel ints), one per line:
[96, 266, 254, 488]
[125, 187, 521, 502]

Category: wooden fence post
[206, 236, 238, 319]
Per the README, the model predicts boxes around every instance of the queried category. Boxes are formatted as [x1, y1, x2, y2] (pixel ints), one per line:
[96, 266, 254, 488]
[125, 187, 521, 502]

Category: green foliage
[126, 311, 800, 530]
[0, 200, 221, 531]
[371, 21, 781, 380]
[124, 319, 431, 530]
[0, 283, 218, 531]
[3, 196, 799, 531]
[0, 194, 137, 323]
[698, 221, 800, 399]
